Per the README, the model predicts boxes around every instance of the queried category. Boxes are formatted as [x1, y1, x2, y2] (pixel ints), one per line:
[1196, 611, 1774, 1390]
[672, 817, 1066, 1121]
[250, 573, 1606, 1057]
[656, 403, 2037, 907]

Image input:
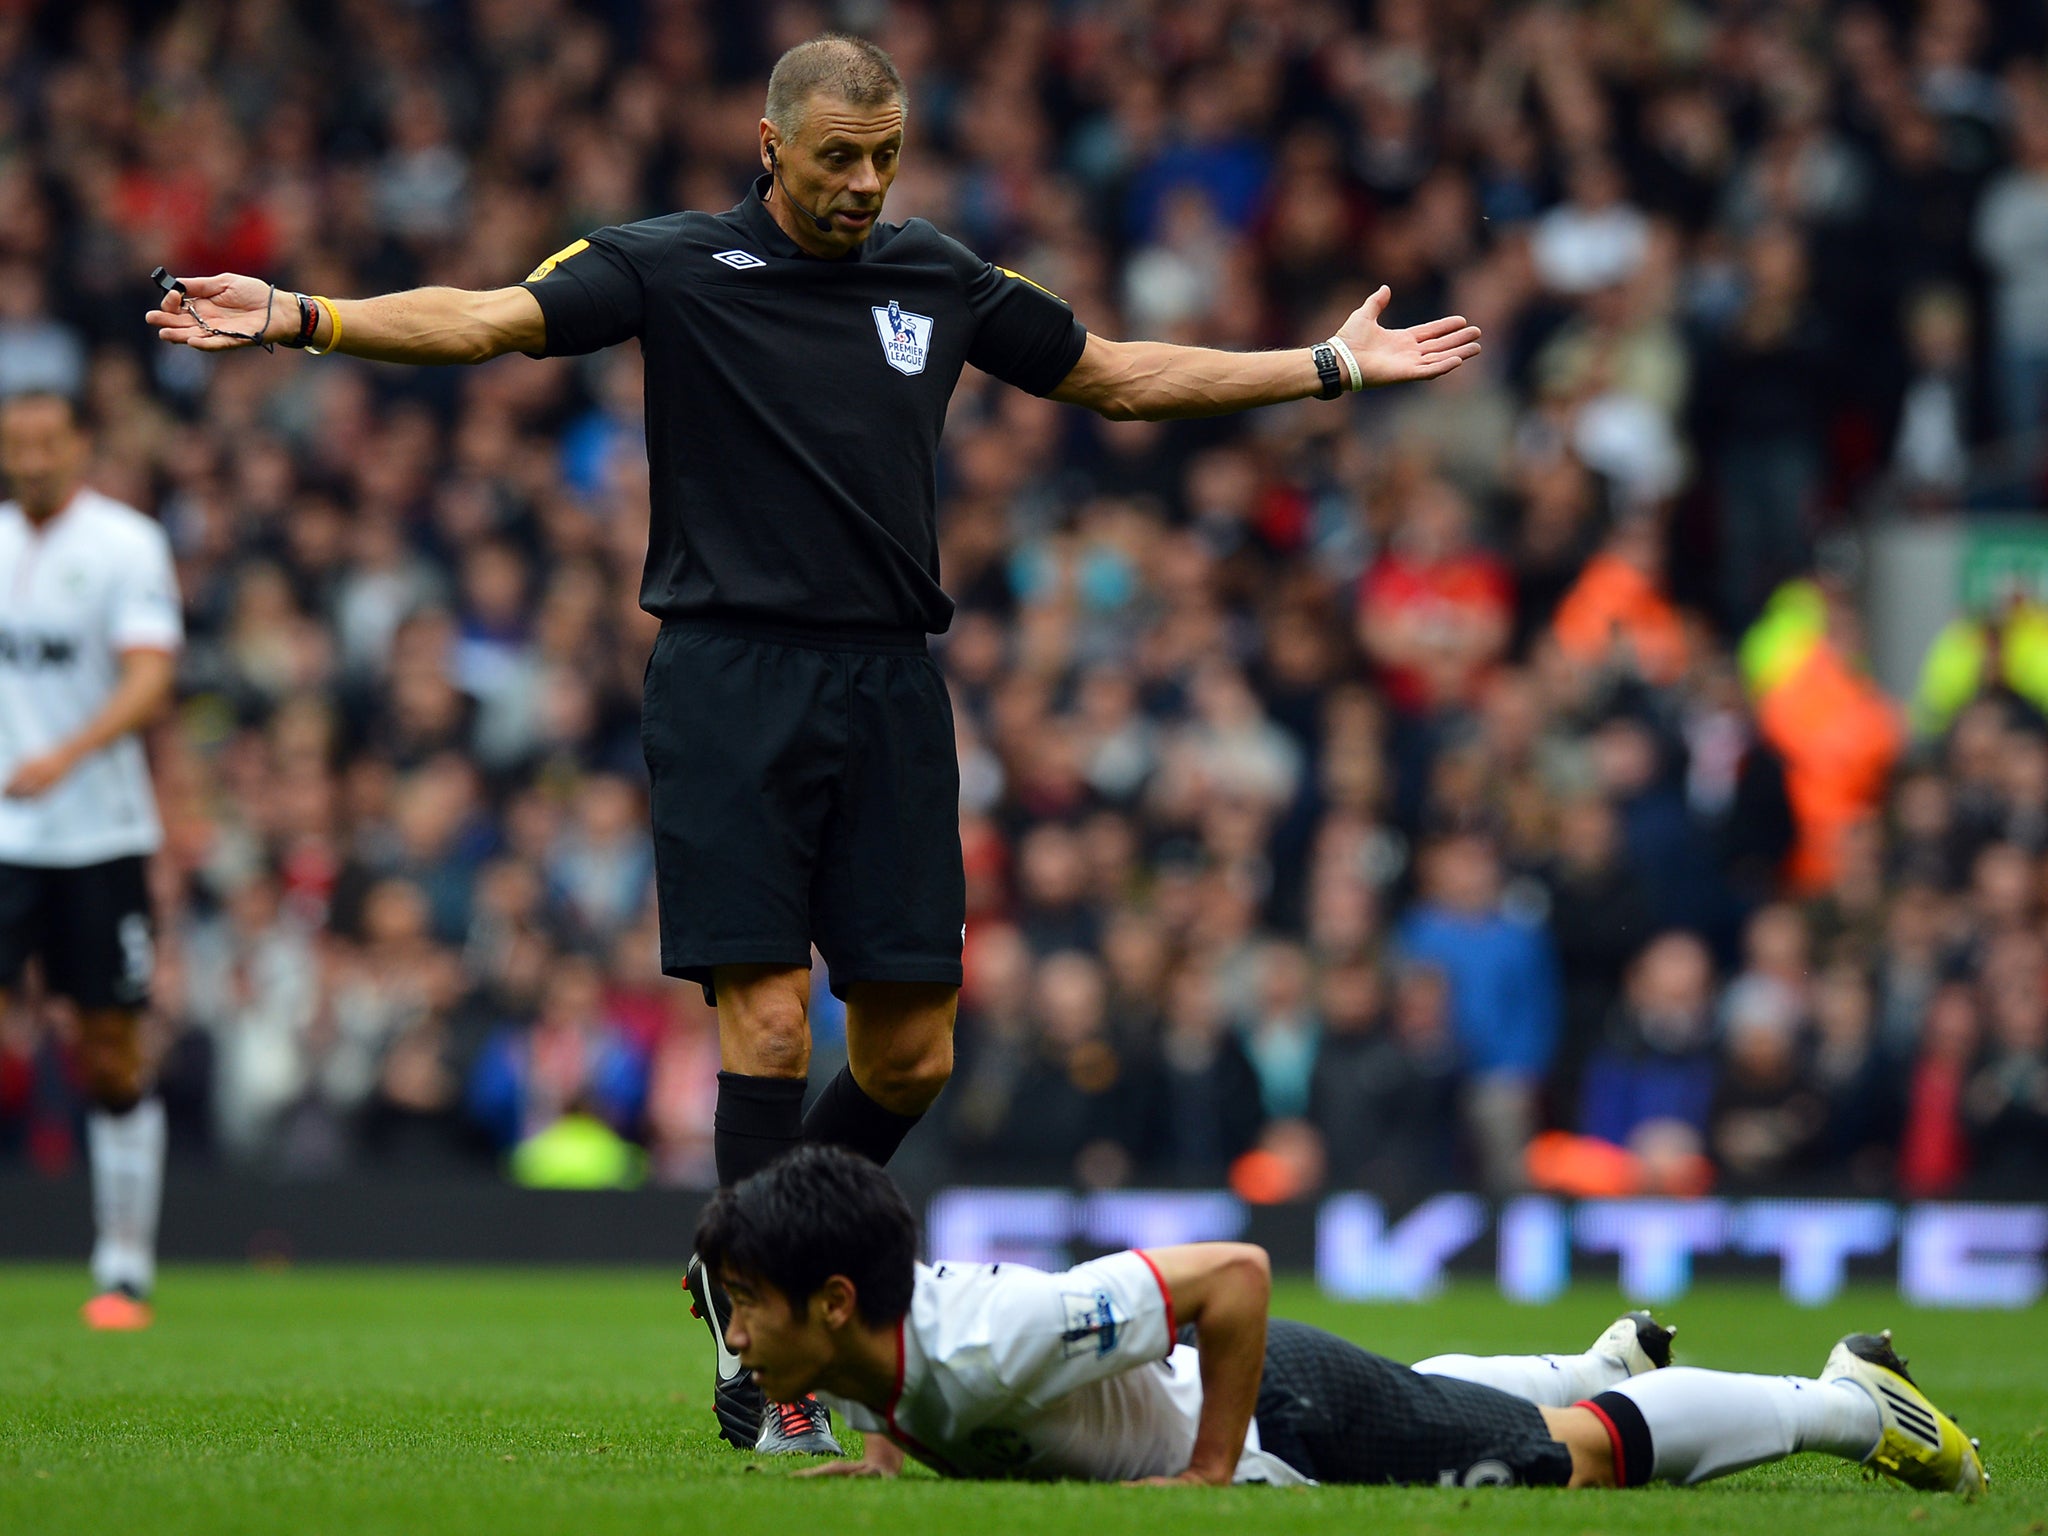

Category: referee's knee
[714, 965, 814, 1078]
[727, 1009, 812, 1078]
[861, 1037, 953, 1115]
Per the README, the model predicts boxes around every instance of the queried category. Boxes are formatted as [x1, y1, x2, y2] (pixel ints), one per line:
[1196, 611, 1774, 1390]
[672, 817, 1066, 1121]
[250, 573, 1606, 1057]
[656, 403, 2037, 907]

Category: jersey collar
[884, 1309, 961, 1477]
[736, 174, 872, 264]
[18, 485, 87, 538]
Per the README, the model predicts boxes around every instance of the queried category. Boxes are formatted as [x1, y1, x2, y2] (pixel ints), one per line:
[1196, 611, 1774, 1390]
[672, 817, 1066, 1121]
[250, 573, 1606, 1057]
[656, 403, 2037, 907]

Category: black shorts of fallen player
[1249, 1320, 1574, 1488]
[640, 618, 965, 1005]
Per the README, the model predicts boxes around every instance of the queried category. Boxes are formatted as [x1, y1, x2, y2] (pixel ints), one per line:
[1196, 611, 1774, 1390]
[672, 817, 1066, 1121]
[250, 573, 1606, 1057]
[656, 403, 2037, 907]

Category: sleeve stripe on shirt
[525, 238, 590, 283]
[996, 264, 1064, 302]
[1132, 1249, 1176, 1354]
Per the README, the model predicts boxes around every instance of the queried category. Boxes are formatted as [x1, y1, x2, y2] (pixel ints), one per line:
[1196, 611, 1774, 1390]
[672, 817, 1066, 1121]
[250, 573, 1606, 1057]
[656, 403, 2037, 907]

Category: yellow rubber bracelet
[307, 295, 342, 355]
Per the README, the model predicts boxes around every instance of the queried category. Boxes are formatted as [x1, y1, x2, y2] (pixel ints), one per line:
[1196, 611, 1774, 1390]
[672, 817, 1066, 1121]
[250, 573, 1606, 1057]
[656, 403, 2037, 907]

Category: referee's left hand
[1334, 286, 1483, 385]
[3, 747, 77, 798]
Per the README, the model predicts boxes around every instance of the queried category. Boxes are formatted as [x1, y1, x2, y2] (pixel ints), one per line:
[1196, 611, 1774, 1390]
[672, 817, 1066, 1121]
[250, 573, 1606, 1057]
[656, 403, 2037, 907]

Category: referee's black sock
[712, 1071, 807, 1187]
[801, 1064, 922, 1167]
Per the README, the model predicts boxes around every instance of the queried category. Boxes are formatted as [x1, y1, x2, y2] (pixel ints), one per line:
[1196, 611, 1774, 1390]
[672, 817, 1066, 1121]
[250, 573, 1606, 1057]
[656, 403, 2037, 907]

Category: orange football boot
[80, 1291, 153, 1330]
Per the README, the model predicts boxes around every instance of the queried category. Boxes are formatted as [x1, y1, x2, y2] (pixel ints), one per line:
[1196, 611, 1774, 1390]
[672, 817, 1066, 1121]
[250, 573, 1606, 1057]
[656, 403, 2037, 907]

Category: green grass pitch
[0, 1266, 2041, 1535]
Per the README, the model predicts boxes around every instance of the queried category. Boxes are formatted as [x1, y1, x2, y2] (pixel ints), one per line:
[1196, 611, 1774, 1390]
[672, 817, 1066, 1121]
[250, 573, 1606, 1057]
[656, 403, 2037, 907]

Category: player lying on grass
[692, 1146, 1987, 1495]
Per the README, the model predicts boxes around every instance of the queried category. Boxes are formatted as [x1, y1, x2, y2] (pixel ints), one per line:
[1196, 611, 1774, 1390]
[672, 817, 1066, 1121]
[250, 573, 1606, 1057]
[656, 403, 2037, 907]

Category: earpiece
[766, 141, 834, 234]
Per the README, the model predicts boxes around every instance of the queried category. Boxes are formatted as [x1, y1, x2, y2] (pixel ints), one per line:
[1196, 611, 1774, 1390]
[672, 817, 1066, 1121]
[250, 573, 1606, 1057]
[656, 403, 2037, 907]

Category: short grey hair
[764, 34, 906, 136]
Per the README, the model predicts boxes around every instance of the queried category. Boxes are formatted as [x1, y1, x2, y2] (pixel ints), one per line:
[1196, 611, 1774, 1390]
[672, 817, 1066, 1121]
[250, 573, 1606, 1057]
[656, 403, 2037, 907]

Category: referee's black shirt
[523, 177, 1088, 637]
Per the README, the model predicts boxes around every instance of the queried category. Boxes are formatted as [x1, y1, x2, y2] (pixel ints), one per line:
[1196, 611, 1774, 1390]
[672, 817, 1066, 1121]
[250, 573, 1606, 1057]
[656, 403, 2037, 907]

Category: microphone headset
[766, 143, 834, 234]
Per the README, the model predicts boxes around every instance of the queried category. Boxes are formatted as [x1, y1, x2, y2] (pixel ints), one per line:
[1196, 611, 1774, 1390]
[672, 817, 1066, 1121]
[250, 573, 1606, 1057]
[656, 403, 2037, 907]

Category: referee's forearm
[311, 286, 544, 365]
[1087, 341, 1323, 420]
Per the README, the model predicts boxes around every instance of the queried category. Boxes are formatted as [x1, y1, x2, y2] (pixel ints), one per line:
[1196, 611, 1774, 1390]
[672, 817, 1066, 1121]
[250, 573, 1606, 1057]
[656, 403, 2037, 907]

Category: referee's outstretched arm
[147, 277, 543, 365]
[1049, 283, 1481, 420]
[142, 273, 1480, 403]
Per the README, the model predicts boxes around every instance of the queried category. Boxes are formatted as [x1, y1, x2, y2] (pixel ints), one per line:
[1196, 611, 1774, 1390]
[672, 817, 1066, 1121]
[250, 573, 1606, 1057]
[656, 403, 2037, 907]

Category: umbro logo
[713, 249, 765, 270]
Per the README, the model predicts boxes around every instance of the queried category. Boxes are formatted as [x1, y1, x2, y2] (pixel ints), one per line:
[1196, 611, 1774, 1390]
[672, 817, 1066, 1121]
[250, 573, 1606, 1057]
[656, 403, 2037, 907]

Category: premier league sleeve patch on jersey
[1059, 1290, 1126, 1359]
[873, 299, 934, 375]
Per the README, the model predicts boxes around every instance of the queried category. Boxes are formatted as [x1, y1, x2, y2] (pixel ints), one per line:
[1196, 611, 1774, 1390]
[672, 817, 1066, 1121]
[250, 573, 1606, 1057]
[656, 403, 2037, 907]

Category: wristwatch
[1311, 341, 1344, 400]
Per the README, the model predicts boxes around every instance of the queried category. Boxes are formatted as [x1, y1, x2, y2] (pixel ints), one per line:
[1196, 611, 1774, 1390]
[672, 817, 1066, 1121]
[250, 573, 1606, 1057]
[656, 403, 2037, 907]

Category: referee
[148, 34, 1480, 1453]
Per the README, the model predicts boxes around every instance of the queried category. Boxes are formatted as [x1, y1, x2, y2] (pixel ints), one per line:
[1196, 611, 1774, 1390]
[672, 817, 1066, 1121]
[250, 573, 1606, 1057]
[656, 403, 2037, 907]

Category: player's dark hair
[694, 1143, 917, 1324]
[764, 34, 906, 135]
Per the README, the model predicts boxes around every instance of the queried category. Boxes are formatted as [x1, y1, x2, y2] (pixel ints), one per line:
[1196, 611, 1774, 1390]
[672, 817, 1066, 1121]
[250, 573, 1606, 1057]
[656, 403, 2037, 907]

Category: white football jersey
[0, 489, 181, 866]
[815, 1253, 1310, 1485]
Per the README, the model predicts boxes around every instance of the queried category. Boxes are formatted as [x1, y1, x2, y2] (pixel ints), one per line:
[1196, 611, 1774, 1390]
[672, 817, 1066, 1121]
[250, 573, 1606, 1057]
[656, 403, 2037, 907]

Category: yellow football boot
[1821, 1329, 1987, 1499]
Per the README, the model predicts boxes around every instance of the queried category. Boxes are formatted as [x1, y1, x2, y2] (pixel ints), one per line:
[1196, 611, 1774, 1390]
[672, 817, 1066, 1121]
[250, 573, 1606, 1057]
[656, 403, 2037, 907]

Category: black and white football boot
[1587, 1310, 1676, 1375]
[685, 1252, 843, 1456]
[685, 1251, 766, 1450]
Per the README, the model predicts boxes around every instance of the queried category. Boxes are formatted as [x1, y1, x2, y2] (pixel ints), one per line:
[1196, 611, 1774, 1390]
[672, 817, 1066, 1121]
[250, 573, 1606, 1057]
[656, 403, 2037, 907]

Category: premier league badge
[872, 299, 933, 376]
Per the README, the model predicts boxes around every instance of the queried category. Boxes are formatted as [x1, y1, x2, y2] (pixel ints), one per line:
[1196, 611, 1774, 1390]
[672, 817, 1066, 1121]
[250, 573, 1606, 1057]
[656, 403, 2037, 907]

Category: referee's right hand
[147, 274, 279, 350]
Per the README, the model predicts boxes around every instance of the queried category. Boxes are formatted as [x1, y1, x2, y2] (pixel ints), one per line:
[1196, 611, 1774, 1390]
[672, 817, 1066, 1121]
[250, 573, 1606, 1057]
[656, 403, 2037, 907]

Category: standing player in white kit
[0, 391, 182, 1329]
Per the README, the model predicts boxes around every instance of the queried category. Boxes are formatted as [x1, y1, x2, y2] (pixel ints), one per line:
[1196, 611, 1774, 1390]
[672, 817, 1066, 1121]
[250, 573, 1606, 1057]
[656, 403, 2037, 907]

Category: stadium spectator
[1542, 793, 1650, 1113]
[1311, 958, 1460, 1198]
[1967, 930, 2048, 1191]
[1531, 156, 1651, 297]
[1549, 517, 1689, 688]
[1899, 980, 1984, 1199]
[1886, 286, 1979, 503]
[1577, 932, 1719, 1155]
[1752, 595, 1905, 892]
[466, 954, 647, 1157]
[1913, 595, 2048, 736]
[1234, 941, 1320, 1123]
[1396, 831, 1558, 1192]
[1804, 957, 1900, 1190]
[1153, 959, 1264, 1184]
[1693, 226, 1833, 628]
[1977, 88, 2048, 437]
[543, 773, 653, 947]
[0, 263, 87, 399]
[988, 948, 1151, 1187]
[180, 864, 320, 1160]
[1358, 477, 1512, 717]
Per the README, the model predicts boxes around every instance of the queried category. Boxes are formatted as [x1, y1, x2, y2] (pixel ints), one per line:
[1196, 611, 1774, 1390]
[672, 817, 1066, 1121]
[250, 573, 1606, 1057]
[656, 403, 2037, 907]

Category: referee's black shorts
[641, 618, 965, 1005]
[0, 856, 155, 1012]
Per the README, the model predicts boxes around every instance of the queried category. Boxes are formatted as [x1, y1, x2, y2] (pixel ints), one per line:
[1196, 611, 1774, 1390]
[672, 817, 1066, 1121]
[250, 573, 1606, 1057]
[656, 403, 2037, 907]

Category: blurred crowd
[4, 0, 2048, 1200]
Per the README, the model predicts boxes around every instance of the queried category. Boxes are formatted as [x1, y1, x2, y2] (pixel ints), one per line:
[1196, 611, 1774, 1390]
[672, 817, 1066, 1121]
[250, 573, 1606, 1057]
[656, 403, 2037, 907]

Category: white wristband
[1328, 335, 1363, 392]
